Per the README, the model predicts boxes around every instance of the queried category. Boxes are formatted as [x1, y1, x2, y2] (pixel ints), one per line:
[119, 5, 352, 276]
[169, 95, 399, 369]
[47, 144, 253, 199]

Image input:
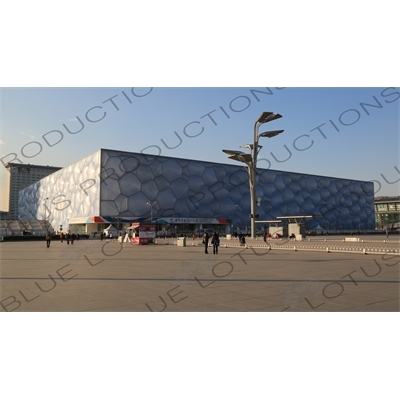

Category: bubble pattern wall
[100, 149, 375, 231]
[18, 150, 101, 228]
[18, 148, 375, 231]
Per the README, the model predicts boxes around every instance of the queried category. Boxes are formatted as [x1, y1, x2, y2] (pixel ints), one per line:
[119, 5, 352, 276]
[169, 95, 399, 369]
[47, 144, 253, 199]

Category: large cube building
[18, 148, 375, 234]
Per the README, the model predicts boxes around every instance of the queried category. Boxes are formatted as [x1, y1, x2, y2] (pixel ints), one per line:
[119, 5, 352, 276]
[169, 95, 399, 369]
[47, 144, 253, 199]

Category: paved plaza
[0, 236, 399, 312]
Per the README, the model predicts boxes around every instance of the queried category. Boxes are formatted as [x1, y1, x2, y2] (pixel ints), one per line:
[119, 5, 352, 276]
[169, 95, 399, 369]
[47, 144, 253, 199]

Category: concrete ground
[0, 238, 399, 312]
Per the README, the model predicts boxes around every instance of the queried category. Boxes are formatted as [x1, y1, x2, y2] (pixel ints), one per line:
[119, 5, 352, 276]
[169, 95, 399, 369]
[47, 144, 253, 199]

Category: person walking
[203, 231, 210, 254]
[60, 232, 64, 243]
[46, 231, 52, 248]
[211, 231, 220, 254]
[71, 233, 76, 244]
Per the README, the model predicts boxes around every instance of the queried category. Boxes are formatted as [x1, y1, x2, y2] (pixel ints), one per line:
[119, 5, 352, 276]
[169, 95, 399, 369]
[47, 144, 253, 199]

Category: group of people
[59, 232, 78, 244]
[99, 232, 115, 240]
[45, 231, 78, 247]
[46, 230, 118, 247]
[202, 231, 220, 254]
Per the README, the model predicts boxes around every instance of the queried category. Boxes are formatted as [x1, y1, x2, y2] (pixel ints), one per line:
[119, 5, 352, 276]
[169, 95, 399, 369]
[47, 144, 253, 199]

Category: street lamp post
[223, 112, 283, 239]
[117, 216, 121, 233]
[43, 197, 49, 233]
[146, 201, 157, 223]
[227, 204, 239, 233]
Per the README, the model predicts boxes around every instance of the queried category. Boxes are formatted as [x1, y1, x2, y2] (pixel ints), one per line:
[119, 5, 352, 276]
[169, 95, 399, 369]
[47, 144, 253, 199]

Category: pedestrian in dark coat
[46, 231, 52, 248]
[203, 231, 210, 254]
[211, 232, 220, 254]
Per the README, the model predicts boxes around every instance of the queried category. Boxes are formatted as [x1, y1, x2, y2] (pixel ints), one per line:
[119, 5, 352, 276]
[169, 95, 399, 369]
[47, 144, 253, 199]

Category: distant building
[374, 196, 400, 230]
[3, 163, 61, 219]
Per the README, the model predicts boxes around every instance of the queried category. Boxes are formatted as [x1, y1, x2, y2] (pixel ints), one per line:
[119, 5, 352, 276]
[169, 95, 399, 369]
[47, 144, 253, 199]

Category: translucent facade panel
[114, 194, 128, 213]
[118, 174, 142, 197]
[162, 159, 182, 181]
[169, 178, 189, 200]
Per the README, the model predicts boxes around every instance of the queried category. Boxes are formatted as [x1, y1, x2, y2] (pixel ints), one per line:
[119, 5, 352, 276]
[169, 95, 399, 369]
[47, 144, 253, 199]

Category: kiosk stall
[127, 222, 156, 245]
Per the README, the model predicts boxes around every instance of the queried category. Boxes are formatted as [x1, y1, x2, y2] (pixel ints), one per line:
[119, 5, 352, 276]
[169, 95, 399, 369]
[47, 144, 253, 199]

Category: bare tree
[1, 219, 14, 236]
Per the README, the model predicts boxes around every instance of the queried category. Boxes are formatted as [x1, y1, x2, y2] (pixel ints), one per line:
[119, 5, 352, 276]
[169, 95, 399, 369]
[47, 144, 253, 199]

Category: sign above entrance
[155, 217, 229, 224]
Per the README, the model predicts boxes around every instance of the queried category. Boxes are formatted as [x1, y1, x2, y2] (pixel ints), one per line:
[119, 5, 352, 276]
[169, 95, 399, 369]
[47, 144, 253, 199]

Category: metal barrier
[215, 240, 400, 255]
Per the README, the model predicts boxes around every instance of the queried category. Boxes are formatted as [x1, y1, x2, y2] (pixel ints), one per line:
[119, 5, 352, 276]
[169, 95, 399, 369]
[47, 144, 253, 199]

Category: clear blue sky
[1, 87, 399, 210]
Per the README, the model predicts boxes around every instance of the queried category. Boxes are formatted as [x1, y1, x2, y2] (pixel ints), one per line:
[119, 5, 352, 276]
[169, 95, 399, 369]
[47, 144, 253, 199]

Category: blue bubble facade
[18, 148, 375, 231]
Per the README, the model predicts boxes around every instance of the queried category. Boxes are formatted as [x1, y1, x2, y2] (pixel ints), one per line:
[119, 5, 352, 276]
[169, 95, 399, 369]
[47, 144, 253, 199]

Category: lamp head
[256, 112, 282, 124]
[223, 150, 253, 164]
[259, 129, 284, 138]
[222, 149, 244, 156]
